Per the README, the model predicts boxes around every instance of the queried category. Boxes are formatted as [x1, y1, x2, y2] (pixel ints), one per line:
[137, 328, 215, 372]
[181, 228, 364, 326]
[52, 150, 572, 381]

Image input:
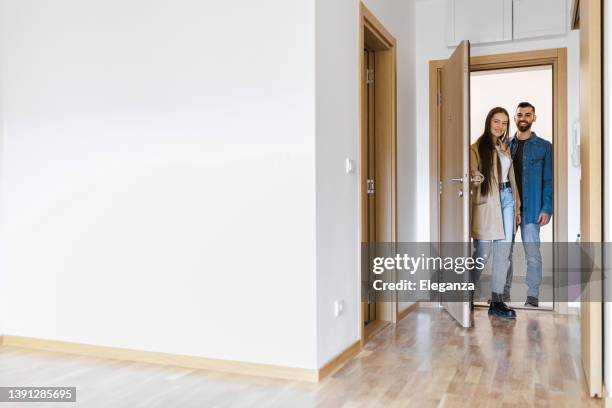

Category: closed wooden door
[364, 48, 377, 325]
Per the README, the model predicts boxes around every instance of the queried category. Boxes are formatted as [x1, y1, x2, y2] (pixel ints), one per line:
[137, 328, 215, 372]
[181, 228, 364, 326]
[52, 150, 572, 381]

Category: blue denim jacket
[509, 132, 553, 224]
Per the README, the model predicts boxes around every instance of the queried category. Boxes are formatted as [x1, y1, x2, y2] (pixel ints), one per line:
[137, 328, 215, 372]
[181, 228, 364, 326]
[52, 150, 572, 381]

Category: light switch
[345, 158, 355, 174]
[334, 300, 344, 317]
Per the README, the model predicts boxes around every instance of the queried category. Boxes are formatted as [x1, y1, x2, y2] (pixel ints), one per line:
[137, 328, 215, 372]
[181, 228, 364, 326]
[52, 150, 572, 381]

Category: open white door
[439, 40, 472, 328]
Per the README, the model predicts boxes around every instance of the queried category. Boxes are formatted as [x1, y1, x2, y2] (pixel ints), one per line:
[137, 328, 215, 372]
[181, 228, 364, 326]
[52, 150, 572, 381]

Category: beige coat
[470, 140, 521, 240]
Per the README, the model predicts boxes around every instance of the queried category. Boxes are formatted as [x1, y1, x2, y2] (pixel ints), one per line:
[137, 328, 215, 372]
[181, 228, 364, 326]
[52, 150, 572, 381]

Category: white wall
[415, 0, 581, 242]
[315, 0, 360, 368]
[0, 0, 318, 369]
[315, 0, 417, 367]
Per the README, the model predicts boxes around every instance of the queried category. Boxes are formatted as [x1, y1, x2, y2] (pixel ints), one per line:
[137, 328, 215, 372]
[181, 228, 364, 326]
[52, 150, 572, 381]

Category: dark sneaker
[498, 302, 517, 317]
[524, 296, 539, 308]
[488, 302, 517, 319]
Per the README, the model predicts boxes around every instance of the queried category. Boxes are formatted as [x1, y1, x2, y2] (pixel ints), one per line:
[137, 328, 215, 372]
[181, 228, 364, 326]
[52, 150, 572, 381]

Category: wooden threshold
[364, 320, 390, 341]
[397, 303, 418, 322]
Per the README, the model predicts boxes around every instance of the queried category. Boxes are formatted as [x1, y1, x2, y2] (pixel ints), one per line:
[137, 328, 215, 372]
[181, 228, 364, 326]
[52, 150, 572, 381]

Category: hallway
[0, 308, 599, 407]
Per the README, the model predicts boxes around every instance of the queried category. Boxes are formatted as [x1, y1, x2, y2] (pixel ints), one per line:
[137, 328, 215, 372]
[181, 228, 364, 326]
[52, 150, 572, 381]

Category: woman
[470, 107, 521, 319]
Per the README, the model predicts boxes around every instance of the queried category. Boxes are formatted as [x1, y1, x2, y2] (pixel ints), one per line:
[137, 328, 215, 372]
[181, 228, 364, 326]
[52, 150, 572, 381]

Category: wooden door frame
[359, 3, 398, 344]
[576, 0, 602, 398]
[429, 48, 569, 315]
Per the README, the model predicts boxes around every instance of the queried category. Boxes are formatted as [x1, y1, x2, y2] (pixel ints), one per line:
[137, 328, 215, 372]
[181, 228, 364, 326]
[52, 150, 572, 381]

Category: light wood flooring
[0, 308, 601, 407]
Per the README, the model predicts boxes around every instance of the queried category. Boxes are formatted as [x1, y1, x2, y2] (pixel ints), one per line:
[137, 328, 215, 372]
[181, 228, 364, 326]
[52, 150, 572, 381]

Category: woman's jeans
[471, 186, 515, 298]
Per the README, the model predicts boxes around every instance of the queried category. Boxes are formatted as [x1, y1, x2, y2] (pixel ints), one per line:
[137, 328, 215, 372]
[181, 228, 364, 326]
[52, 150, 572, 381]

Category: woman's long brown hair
[476, 107, 510, 196]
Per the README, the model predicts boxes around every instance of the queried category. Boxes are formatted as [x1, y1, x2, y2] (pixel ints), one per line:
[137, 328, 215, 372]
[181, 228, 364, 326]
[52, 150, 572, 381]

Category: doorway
[359, 3, 398, 343]
[429, 48, 569, 316]
[470, 65, 555, 310]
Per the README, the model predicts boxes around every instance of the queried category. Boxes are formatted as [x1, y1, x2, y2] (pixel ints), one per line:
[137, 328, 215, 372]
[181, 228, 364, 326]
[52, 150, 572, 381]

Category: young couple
[470, 102, 553, 320]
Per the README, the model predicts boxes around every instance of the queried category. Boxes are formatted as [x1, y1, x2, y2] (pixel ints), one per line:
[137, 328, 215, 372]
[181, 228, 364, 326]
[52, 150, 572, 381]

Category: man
[507, 102, 553, 308]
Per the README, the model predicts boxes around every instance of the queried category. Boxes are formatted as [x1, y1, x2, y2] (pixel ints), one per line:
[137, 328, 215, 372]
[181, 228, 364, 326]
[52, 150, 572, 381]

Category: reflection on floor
[0, 308, 601, 407]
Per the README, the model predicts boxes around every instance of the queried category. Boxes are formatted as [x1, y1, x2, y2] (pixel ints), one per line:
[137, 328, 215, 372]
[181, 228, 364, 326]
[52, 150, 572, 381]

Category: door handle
[449, 177, 463, 183]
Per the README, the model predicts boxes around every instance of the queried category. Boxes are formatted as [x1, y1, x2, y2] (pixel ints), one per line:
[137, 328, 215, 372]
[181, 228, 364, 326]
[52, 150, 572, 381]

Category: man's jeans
[471, 186, 515, 298]
[504, 222, 542, 299]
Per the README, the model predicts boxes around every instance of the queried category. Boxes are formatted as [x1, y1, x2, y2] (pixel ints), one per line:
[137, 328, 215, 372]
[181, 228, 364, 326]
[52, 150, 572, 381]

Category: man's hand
[516, 214, 521, 227]
[537, 212, 551, 226]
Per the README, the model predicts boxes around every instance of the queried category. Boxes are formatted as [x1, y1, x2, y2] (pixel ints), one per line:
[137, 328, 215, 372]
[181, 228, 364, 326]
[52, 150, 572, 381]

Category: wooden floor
[0, 308, 601, 407]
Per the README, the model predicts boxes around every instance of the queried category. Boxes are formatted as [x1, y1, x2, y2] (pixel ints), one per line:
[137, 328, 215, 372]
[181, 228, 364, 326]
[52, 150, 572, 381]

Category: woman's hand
[516, 214, 521, 227]
[471, 172, 484, 185]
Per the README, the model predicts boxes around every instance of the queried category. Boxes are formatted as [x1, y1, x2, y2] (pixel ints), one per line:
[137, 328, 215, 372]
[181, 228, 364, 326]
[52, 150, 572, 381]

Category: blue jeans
[471, 186, 515, 297]
[504, 222, 542, 298]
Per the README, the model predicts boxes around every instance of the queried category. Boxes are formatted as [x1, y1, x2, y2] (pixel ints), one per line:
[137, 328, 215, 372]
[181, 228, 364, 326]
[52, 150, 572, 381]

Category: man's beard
[517, 121, 532, 132]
